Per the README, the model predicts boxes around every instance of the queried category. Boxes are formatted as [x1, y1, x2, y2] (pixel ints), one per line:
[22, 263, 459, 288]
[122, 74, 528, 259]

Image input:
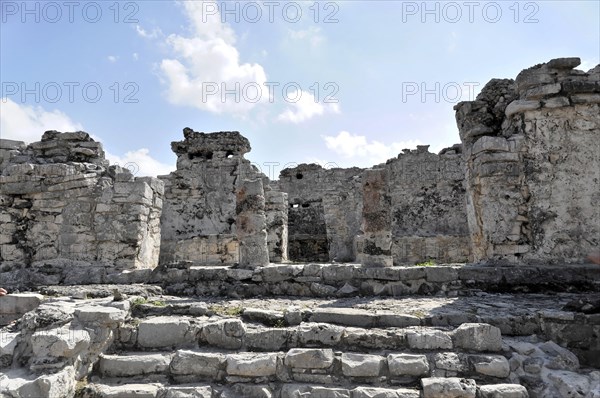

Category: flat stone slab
[0, 293, 43, 315]
[137, 316, 193, 348]
[100, 353, 172, 377]
[87, 383, 161, 398]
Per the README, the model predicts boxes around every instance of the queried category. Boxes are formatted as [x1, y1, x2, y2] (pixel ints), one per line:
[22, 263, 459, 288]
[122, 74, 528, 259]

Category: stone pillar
[265, 190, 288, 263]
[236, 179, 269, 268]
[356, 169, 393, 267]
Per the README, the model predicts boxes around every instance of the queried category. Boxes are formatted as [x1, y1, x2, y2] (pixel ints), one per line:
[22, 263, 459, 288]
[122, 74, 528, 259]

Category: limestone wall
[0, 131, 163, 280]
[2, 58, 595, 274]
[279, 153, 470, 266]
[385, 145, 470, 264]
[278, 164, 363, 262]
[158, 128, 277, 265]
[456, 58, 600, 264]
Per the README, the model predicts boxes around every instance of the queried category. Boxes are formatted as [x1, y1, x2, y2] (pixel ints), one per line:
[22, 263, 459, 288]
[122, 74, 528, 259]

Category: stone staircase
[2, 264, 600, 398]
[82, 303, 523, 398]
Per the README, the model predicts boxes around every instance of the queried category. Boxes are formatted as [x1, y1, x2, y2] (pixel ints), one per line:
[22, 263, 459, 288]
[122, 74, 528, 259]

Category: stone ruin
[0, 57, 598, 397]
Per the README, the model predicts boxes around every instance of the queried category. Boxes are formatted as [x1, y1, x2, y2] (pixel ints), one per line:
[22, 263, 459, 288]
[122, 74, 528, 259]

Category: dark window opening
[302, 203, 310, 208]
[296, 173, 303, 179]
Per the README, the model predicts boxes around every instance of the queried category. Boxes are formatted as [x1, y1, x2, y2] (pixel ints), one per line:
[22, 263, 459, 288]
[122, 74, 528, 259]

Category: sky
[1, 0, 599, 179]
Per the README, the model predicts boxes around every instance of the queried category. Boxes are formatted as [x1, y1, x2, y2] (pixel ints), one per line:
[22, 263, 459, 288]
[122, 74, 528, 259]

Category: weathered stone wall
[385, 145, 470, 265]
[279, 155, 469, 266]
[158, 128, 273, 266]
[456, 58, 600, 264]
[278, 164, 363, 263]
[0, 131, 164, 281]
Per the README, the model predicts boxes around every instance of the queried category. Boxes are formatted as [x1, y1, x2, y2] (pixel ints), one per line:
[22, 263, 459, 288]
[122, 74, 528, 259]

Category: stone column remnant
[265, 190, 289, 263]
[158, 128, 262, 265]
[357, 168, 393, 267]
[236, 178, 270, 268]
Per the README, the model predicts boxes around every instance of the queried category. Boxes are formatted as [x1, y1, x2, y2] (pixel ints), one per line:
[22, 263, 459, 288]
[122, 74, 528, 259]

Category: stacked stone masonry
[2, 58, 596, 272]
[0, 132, 163, 276]
[456, 57, 600, 264]
[2, 292, 599, 397]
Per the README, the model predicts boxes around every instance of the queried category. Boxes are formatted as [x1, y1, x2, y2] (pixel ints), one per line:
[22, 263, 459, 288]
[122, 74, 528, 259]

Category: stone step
[148, 263, 600, 298]
[116, 314, 505, 354]
[13, 262, 598, 297]
[124, 292, 596, 335]
[98, 347, 513, 386]
[80, 381, 529, 398]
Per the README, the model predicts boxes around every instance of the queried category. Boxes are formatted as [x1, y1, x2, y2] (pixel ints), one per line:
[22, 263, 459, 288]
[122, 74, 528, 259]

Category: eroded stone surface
[0, 132, 163, 281]
[456, 58, 600, 264]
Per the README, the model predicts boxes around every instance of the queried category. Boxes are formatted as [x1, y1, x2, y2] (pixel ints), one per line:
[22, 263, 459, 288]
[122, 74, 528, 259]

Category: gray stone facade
[456, 58, 600, 264]
[0, 57, 598, 282]
[0, 131, 163, 278]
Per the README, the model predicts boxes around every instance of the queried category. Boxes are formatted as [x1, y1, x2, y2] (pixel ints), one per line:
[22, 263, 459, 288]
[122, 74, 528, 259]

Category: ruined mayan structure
[0, 58, 599, 398]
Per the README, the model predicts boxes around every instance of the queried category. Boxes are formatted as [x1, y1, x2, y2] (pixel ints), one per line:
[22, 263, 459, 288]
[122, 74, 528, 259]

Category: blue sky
[1, 0, 599, 178]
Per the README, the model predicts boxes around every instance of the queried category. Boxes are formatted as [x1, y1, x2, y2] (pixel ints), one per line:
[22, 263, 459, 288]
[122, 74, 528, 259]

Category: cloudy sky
[1, 1, 598, 178]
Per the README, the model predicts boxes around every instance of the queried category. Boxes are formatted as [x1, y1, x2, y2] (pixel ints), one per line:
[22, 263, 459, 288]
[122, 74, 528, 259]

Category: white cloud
[1, 99, 174, 177]
[580, 59, 598, 72]
[133, 52, 139, 61]
[446, 31, 458, 53]
[107, 55, 118, 63]
[105, 148, 174, 177]
[159, 1, 267, 114]
[289, 26, 324, 47]
[277, 90, 340, 123]
[135, 25, 163, 39]
[323, 131, 423, 166]
[0, 98, 83, 143]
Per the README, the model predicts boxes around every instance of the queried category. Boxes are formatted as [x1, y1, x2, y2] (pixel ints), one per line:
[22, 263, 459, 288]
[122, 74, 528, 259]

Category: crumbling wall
[456, 58, 600, 264]
[158, 128, 275, 265]
[0, 131, 163, 282]
[385, 145, 470, 264]
[278, 164, 363, 262]
[279, 154, 469, 266]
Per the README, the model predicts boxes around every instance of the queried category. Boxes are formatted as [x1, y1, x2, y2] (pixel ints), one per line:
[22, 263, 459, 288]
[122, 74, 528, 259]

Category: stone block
[202, 319, 245, 349]
[341, 353, 384, 377]
[137, 316, 193, 348]
[352, 387, 421, 398]
[388, 354, 430, 377]
[0, 293, 43, 315]
[407, 329, 453, 350]
[477, 384, 529, 398]
[452, 323, 502, 352]
[284, 348, 334, 369]
[99, 353, 171, 377]
[226, 353, 278, 377]
[505, 100, 541, 117]
[470, 355, 510, 378]
[170, 350, 225, 379]
[421, 377, 476, 398]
